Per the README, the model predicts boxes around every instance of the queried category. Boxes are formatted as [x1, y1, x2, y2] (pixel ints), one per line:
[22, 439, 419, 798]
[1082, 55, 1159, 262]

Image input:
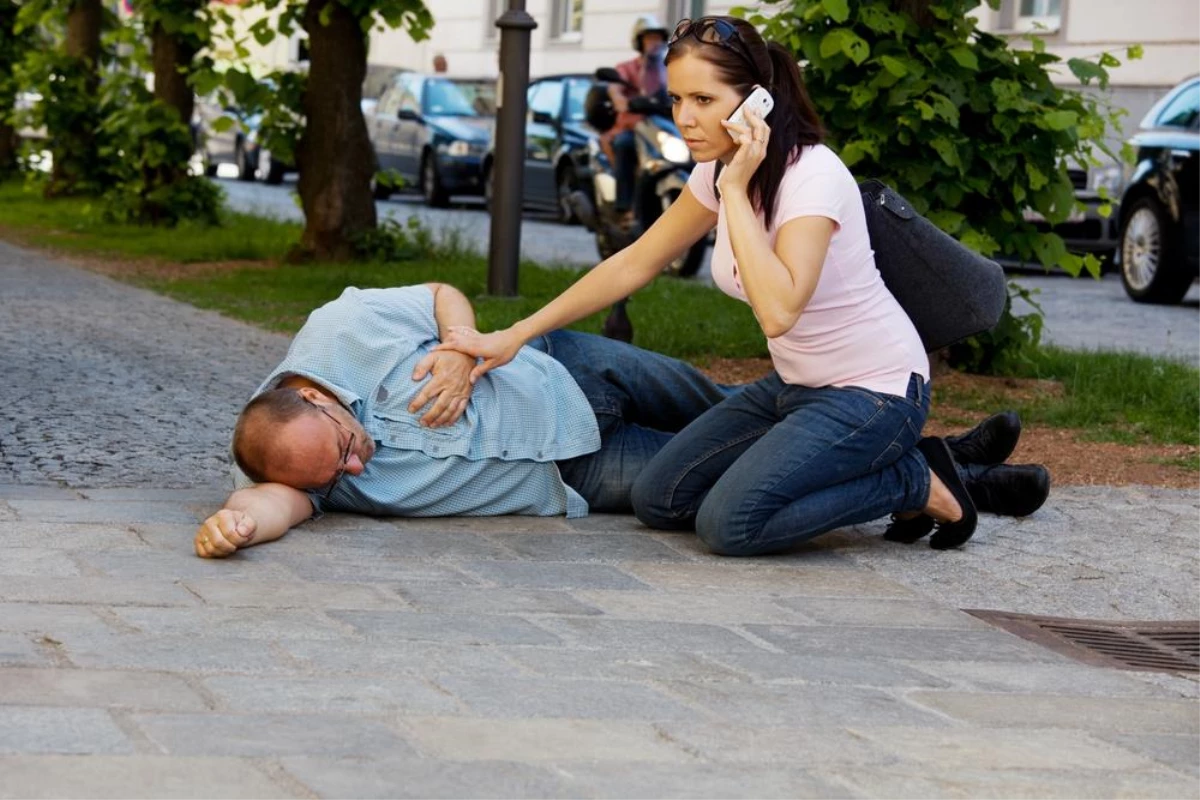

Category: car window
[1155, 81, 1199, 130]
[455, 80, 497, 116]
[564, 79, 590, 122]
[423, 78, 480, 116]
[529, 80, 564, 121]
[376, 80, 403, 117]
[398, 74, 422, 113]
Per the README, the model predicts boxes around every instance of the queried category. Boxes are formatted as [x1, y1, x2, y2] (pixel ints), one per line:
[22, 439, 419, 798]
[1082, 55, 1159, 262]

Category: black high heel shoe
[917, 437, 978, 550]
[883, 514, 935, 544]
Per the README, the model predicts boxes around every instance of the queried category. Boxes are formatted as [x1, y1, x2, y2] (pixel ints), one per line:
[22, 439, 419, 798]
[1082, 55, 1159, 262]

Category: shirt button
[537, 451, 544, 459]
[502, 449, 509, 457]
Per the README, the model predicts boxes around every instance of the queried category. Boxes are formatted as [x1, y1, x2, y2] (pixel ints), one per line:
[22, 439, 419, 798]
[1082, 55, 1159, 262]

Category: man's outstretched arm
[194, 483, 314, 559]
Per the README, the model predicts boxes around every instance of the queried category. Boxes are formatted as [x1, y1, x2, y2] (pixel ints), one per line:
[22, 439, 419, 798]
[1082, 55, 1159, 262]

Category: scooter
[568, 69, 708, 340]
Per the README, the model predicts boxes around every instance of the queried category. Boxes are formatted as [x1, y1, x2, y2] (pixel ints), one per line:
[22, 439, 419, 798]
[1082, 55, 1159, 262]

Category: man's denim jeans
[630, 372, 933, 556]
[529, 330, 733, 512]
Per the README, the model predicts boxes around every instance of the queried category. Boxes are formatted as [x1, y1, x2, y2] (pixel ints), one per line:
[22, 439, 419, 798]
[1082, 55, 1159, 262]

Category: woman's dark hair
[232, 386, 314, 483]
[665, 17, 824, 229]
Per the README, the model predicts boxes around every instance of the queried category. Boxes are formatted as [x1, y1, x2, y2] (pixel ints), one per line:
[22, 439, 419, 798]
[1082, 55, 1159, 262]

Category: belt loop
[911, 372, 924, 404]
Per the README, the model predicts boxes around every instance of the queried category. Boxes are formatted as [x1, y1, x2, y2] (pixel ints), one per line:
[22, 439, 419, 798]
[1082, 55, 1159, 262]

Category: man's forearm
[223, 484, 313, 547]
[428, 282, 477, 339]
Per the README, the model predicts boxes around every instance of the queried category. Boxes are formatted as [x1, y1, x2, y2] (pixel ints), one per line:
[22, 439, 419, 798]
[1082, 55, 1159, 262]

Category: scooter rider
[603, 15, 672, 227]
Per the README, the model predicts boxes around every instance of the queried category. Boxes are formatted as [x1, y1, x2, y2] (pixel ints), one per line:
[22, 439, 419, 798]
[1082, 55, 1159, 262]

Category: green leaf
[1067, 58, 1106, 85]
[948, 46, 978, 70]
[930, 137, 961, 168]
[1042, 110, 1078, 131]
[1025, 162, 1048, 190]
[1127, 44, 1145, 60]
[879, 55, 909, 77]
[821, 0, 851, 23]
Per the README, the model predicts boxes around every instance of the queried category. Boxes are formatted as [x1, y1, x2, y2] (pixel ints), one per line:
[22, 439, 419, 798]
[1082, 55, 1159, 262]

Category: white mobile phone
[726, 85, 775, 132]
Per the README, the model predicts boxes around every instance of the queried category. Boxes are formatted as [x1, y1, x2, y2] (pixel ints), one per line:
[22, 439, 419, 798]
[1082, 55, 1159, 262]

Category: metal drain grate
[965, 610, 1200, 673]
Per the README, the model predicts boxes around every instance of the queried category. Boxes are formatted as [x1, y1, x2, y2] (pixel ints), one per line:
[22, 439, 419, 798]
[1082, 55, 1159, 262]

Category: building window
[550, 0, 584, 43]
[484, 0, 506, 40]
[1017, 0, 1061, 30]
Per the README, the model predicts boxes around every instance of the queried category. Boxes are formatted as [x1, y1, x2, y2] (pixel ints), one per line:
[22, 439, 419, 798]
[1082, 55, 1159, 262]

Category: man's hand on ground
[195, 509, 256, 558]
[410, 350, 475, 427]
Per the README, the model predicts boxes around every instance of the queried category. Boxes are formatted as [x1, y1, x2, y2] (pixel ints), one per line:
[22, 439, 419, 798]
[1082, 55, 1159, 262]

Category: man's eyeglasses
[669, 17, 762, 78]
[306, 399, 356, 501]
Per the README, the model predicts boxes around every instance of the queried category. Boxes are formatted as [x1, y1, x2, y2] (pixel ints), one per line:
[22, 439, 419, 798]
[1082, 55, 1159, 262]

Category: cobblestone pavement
[1, 241, 1197, 798]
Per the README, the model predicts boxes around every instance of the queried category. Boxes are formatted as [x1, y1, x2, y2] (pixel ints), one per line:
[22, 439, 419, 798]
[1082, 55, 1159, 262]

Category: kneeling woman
[441, 15, 976, 554]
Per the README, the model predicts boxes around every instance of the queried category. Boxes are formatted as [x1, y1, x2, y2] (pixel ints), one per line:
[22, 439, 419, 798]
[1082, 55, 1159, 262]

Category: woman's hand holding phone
[718, 104, 772, 198]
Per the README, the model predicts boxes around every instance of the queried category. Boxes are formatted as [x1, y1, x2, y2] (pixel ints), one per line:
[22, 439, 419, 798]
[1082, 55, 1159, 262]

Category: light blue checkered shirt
[247, 286, 600, 517]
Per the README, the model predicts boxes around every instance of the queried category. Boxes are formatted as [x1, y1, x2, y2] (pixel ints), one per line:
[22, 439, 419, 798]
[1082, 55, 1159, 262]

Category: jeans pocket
[869, 414, 921, 473]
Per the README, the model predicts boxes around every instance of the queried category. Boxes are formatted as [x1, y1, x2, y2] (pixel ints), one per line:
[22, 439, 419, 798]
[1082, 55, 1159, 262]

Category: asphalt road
[218, 176, 1200, 368]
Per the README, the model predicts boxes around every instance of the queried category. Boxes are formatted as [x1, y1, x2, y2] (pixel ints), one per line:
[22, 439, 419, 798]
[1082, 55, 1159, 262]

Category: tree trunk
[0, 123, 16, 178]
[0, 0, 20, 176]
[48, 0, 102, 196]
[294, 0, 376, 261]
[895, 0, 935, 28]
[152, 13, 199, 127]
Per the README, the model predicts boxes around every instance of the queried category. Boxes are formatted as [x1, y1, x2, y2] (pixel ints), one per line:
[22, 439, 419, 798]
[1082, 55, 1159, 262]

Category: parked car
[1115, 75, 1199, 304]
[481, 73, 597, 223]
[366, 73, 494, 206]
[192, 96, 294, 185]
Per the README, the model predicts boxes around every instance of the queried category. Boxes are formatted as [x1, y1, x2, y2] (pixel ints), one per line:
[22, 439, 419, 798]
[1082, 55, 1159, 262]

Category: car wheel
[202, 148, 217, 177]
[421, 153, 450, 208]
[259, 150, 285, 185]
[556, 167, 579, 224]
[1118, 196, 1191, 304]
[234, 141, 255, 182]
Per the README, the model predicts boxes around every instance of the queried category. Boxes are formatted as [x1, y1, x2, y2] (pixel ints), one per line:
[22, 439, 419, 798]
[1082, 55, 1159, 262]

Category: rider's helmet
[630, 14, 669, 53]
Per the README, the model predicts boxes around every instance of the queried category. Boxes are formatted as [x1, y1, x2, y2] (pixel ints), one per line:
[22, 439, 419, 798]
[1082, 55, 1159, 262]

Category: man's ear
[296, 386, 327, 404]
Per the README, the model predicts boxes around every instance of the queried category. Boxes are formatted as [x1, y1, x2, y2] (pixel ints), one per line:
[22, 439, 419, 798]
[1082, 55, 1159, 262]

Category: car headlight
[443, 140, 471, 157]
[1090, 164, 1123, 198]
[657, 131, 691, 165]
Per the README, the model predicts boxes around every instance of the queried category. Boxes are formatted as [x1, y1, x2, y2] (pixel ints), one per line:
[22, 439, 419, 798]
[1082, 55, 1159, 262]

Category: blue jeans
[528, 330, 734, 512]
[631, 372, 932, 556]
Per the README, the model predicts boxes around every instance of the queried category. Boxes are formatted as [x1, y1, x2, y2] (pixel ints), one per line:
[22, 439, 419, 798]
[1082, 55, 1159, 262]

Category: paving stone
[0, 708, 134, 754]
[1097, 733, 1200, 778]
[394, 585, 602, 616]
[744, 624, 1066, 663]
[0, 577, 198, 607]
[0, 603, 114, 636]
[0, 548, 81, 578]
[774, 597, 993, 630]
[0, 633, 52, 668]
[109, 606, 354, 641]
[554, 762, 852, 799]
[483, 533, 689, 563]
[276, 555, 480, 585]
[905, 661, 1200, 698]
[279, 639, 525, 678]
[0, 755, 292, 799]
[534, 617, 770, 654]
[6, 500, 202, 525]
[653, 722, 893, 766]
[436, 675, 700, 721]
[909, 691, 1200, 734]
[203, 674, 461, 715]
[661, 680, 946, 728]
[703, 652, 951, 689]
[133, 713, 416, 758]
[328, 610, 560, 646]
[280, 755, 571, 798]
[622, 562, 913, 597]
[280, 529, 521, 561]
[827, 764, 1200, 799]
[456, 560, 651, 590]
[849, 726, 1166, 771]
[0, 486, 85, 501]
[571, 590, 814, 625]
[398, 716, 695, 762]
[80, 488, 228, 503]
[61, 633, 300, 675]
[76, 550, 297, 582]
[182, 578, 408, 611]
[0, 522, 146, 550]
[0, 668, 208, 712]
[498, 648, 745, 683]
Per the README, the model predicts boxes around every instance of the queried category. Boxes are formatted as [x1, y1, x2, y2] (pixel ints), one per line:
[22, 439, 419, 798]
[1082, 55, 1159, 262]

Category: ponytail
[752, 42, 824, 229]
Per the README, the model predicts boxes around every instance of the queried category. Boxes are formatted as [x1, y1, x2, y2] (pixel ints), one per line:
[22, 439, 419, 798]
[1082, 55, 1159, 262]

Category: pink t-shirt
[688, 145, 929, 398]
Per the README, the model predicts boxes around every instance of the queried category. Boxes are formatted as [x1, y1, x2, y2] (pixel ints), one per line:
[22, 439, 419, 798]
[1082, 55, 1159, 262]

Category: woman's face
[666, 52, 744, 164]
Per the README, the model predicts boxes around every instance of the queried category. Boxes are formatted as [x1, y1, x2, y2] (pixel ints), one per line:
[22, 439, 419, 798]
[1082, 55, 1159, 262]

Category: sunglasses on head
[669, 17, 762, 77]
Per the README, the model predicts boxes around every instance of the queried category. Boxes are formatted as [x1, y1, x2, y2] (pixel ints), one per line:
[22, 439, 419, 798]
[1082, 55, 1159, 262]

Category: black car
[367, 73, 495, 207]
[1116, 76, 1199, 303]
[482, 73, 597, 223]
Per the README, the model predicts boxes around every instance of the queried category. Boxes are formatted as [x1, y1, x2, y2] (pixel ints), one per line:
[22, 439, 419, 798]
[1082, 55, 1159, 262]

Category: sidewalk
[1, 241, 1197, 798]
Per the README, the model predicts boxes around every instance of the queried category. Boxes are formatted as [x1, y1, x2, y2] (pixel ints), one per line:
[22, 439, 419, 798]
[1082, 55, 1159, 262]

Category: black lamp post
[486, 0, 537, 296]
